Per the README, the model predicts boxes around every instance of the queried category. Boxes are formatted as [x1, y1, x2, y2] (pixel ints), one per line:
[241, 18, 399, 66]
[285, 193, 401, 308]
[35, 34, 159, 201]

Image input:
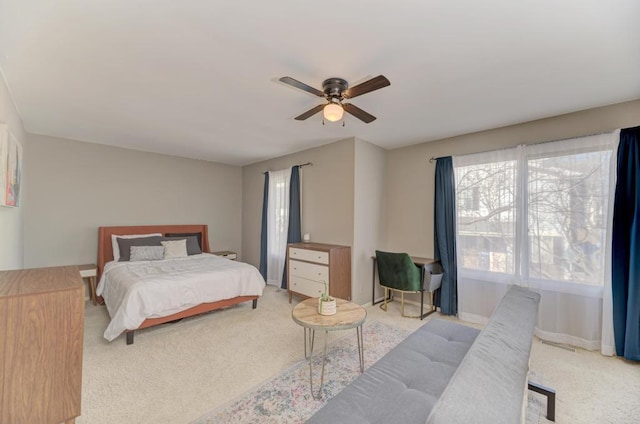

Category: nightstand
[212, 250, 237, 260]
[78, 263, 98, 305]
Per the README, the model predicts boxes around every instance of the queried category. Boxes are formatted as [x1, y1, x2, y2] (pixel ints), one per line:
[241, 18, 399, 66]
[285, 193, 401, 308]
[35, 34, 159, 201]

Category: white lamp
[323, 103, 344, 122]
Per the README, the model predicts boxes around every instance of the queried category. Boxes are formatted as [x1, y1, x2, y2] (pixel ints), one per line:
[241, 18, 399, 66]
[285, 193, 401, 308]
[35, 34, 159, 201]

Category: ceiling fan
[279, 75, 390, 124]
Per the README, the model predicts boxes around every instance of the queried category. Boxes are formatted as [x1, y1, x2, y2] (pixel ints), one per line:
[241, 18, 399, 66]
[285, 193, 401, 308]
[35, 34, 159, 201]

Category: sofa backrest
[426, 285, 541, 424]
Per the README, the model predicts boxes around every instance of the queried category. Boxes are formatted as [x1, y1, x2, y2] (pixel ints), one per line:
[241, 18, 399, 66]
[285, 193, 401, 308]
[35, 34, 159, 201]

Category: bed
[96, 225, 265, 344]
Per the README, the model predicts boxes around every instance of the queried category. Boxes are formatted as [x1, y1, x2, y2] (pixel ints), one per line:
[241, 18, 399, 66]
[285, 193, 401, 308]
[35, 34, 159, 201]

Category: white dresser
[287, 242, 351, 302]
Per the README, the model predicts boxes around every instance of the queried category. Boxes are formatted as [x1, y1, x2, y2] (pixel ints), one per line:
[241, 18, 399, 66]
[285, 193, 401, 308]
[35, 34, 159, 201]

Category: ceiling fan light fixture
[323, 103, 344, 122]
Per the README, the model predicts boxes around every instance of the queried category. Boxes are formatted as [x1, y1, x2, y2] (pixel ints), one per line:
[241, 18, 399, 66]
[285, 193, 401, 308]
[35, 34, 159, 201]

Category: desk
[371, 255, 438, 305]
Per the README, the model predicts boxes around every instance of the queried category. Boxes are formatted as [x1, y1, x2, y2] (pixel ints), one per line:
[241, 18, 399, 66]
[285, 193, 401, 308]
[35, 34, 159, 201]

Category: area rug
[191, 320, 411, 424]
[192, 320, 544, 424]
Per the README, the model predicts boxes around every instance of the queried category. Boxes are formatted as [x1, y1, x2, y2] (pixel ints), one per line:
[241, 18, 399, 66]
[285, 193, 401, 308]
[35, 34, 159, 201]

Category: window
[266, 168, 292, 285]
[455, 137, 616, 287]
[455, 153, 517, 275]
[527, 150, 612, 285]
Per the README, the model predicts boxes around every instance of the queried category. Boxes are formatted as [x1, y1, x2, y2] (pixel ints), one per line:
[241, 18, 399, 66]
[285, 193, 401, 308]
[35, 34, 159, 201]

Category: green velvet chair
[375, 250, 442, 319]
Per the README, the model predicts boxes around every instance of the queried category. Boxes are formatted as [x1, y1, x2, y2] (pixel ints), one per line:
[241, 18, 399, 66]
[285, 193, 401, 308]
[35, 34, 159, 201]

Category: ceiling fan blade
[294, 104, 325, 120]
[279, 76, 324, 97]
[343, 75, 390, 99]
[343, 103, 376, 123]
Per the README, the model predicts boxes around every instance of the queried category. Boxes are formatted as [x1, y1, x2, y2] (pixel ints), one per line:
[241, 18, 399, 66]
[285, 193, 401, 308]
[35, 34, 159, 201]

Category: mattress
[96, 253, 265, 341]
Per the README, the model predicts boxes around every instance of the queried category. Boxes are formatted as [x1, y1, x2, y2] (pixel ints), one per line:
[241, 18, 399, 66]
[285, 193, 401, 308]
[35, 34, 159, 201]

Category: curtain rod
[428, 129, 620, 164]
[263, 162, 313, 174]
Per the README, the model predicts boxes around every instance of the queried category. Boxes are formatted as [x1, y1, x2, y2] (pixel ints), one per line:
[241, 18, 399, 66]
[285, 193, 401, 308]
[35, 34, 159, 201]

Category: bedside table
[212, 250, 237, 260]
[78, 264, 98, 305]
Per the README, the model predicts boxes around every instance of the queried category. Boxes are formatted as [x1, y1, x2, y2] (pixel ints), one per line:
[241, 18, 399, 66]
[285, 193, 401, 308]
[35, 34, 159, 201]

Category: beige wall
[386, 99, 640, 258]
[24, 134, 242, 268]
[0, 72, 27, 270]
[241, 138, 355, 272]
[241, 137, 387, 305]
[353, 138, 387, 305]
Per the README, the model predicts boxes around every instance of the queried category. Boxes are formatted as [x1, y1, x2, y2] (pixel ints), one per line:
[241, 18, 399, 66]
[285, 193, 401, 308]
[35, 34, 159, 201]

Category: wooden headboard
[97, 225, 211, 279]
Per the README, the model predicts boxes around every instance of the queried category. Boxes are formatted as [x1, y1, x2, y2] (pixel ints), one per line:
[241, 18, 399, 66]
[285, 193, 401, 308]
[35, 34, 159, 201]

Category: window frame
[454, 141, 615, 291]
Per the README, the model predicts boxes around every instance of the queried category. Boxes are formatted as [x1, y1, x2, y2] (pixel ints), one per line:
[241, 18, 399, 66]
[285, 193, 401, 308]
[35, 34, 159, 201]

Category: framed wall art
[0, 124, 22, 207]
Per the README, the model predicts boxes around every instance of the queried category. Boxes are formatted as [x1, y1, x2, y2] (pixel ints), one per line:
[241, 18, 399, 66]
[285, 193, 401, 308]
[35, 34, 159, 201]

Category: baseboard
[387, 297, 435, 308]
[457, 312, 489, 326]
[534, 328, 601, 351]
[460, 312, 603, 351]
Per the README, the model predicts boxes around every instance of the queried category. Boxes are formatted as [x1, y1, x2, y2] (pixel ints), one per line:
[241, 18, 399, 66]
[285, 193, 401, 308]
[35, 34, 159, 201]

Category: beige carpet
[79, 285, 640, 423]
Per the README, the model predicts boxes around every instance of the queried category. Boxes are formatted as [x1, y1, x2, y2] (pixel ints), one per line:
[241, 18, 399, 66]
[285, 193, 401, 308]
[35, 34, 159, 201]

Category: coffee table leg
[304, 328, 316, 359]
[309, 330, 329, 400]
[356, 325, 364, 373]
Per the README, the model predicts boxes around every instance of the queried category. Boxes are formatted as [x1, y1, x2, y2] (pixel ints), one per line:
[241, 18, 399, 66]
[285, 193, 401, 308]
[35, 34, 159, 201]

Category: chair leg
[401, 292, 405, 316]
[419, 291, 437, 319]
[420, 289, 424, 320]
[382, 287, 388, 312]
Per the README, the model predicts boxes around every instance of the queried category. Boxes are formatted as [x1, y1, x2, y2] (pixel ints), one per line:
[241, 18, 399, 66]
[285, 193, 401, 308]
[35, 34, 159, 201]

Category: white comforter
[96, 253, 265, 341]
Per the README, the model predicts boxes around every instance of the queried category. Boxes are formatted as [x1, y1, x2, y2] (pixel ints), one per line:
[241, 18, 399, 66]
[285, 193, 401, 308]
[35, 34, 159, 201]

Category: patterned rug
[192, 320, 545, 424]
[191, 321, 411, 424]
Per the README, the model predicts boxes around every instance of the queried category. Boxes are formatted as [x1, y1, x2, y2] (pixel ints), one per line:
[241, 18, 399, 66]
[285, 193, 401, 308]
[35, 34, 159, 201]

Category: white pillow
[111, 233, 162, 261]
[130, 246, 165, 262]
[161, 239, 188, 259]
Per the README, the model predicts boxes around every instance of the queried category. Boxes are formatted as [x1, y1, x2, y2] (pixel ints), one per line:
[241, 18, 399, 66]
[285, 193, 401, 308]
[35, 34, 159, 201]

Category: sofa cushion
[306, 318, 480, 424]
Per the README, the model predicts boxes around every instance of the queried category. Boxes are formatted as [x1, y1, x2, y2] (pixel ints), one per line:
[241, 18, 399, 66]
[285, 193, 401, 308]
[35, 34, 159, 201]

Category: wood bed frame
[97, 224, 258, 345]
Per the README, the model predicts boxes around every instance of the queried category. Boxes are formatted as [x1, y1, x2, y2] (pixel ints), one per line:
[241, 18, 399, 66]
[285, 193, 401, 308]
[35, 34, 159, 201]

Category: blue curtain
[612, 126, 640, 361]
[259, 172, 269, 281]
[434, 157, 458, 315]
[282, 166, 302, 288]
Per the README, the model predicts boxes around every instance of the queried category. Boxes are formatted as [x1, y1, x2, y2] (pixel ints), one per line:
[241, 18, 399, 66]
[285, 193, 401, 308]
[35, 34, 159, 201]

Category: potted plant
[318, 280, 337, 315]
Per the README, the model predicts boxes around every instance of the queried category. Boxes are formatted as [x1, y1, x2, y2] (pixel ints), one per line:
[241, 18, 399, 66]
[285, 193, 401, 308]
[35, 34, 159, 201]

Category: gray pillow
[130, 245, 165, 261]
[165, 232, 203, 250]
[161, 236, 202, 255]
[117, 236, 163, 262]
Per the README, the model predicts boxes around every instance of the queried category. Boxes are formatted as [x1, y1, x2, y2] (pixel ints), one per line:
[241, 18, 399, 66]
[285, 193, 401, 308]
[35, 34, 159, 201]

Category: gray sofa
[307, 285, 546, 424]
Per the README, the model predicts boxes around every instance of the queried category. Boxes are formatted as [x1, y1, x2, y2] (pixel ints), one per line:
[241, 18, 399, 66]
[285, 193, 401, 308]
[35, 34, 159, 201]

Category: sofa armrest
[426, 286, 541, 424]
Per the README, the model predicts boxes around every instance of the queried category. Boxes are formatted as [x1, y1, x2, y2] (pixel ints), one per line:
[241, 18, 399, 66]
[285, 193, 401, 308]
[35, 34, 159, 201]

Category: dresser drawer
[289, 276, 326, 298]
[289, 260, 329, 283]
[289, 247, 329, 264]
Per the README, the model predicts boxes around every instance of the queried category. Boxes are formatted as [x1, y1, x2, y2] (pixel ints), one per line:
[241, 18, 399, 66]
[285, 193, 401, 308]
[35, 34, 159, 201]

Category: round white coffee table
[292, 297, 367, 399]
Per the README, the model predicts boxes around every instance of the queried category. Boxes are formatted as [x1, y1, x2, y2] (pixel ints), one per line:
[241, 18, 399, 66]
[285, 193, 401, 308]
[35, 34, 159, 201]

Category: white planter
[318, 297, 337, 315]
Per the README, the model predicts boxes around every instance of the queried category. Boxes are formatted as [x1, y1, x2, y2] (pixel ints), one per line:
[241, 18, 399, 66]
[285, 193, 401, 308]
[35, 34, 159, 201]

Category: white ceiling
[1, 0, 639, 166]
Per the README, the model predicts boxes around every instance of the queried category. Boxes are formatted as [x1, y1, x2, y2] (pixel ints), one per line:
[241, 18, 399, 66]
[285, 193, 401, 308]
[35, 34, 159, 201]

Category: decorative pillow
[129, 246, 165, 262]
[165, 232, 203, 251]
[161, 239, 188, 259]
[161, 236, 202, 255]
[111, 233, 162, 261]
[116, 236, 163, 262]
